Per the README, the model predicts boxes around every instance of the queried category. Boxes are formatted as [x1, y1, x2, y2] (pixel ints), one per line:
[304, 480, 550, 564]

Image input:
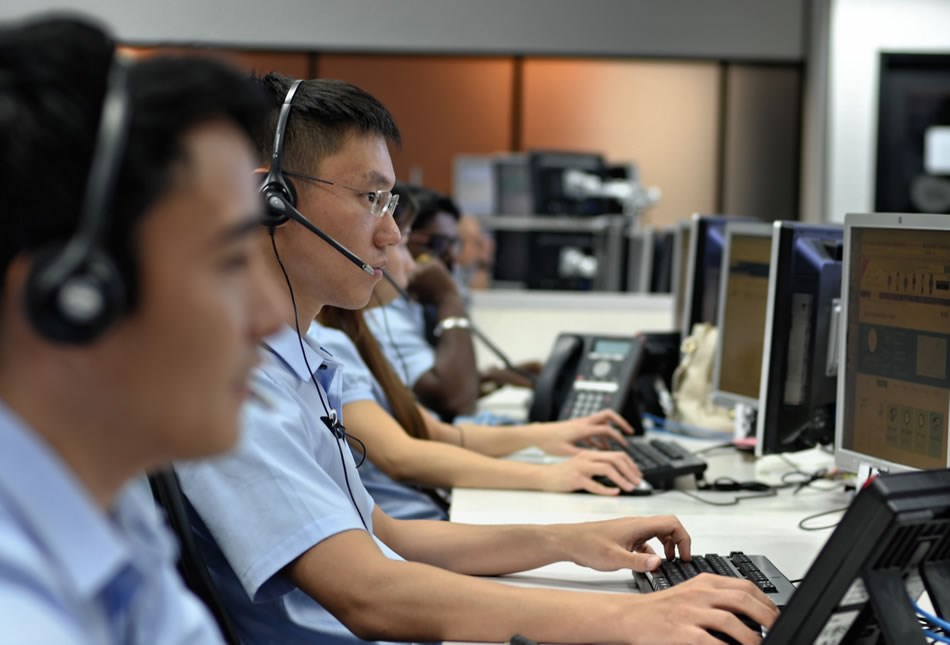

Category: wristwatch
[433, 316, 472, 338]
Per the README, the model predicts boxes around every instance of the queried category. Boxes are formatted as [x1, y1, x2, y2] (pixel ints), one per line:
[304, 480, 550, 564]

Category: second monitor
[710, 222, 775, 412]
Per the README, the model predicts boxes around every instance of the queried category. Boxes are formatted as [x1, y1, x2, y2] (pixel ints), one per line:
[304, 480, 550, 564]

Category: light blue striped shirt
[177, 325, 409, 644]
[0, 401, 222, 644]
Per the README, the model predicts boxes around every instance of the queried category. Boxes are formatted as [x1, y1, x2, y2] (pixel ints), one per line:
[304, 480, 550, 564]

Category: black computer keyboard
[607, 437, 708, 489]
[632, 552, 796, 608]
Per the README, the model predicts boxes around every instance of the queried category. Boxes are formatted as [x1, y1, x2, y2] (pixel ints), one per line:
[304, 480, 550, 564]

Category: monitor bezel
[710, 221, 775, 410]
[834, 211, 950, 475]
[755, 221, 843, 457]
[679, 214, 753, 341]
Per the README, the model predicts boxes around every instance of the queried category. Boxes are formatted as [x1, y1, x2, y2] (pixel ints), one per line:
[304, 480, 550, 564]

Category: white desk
[450, 434, 850, 595]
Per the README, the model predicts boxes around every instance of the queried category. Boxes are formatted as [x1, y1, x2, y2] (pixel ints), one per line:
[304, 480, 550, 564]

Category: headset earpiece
[260, 172, 297, 229]
[25, 246, 126, 344]
[24, 58, 131, 345]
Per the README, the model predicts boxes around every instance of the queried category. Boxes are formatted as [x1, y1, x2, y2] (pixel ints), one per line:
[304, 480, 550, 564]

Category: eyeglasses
[408, 231, 461, 256]
[284, 171, 399, 219]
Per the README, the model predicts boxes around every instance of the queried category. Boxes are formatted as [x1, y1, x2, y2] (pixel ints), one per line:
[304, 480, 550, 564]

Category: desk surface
[450, 430, 850, 594]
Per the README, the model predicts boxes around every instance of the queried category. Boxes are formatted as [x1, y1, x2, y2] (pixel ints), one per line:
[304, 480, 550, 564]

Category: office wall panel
[520, 59, 721, 227]
[319, 55, 514, 194]
[722, 65, 802, 221]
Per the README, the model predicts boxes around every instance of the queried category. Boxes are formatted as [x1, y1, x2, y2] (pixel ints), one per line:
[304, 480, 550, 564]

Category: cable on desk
[797, 506, 848, 531]
[674, 487, 777, 507]
[691, 442, 740, 456]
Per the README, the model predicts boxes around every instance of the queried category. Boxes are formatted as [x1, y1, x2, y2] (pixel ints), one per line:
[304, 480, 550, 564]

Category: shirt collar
[261, 324, 339, 382]
[0, 401, 137, 599]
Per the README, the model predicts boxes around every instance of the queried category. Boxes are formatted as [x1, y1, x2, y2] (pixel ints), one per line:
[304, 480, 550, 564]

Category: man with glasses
[177, 73, 777, 645]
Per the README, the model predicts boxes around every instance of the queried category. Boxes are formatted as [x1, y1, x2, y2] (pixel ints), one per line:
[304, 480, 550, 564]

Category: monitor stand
[862, 568, 927, 644]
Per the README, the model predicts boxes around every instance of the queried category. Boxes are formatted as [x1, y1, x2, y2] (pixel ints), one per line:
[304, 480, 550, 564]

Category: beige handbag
[669, 323, 734, 433]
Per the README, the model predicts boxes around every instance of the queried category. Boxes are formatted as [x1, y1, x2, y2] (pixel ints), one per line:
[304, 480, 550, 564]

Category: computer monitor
[835, 212, 950, 475]
[626, 226, 655, 293]
[648, 228, 675, 294]
[764, 468, 950, 643]
[679, 214, 753, 340]
[756, 222, 844, 457]
[710, 222, 774, 410]
[671, 219, 692, 333]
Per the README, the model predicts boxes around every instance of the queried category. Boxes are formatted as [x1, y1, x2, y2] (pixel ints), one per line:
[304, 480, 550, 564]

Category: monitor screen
[836, 212, 950, 473]
[712, 223, 774, 407]
[756, 222, 843, 457]
[680, 214, 753, 341]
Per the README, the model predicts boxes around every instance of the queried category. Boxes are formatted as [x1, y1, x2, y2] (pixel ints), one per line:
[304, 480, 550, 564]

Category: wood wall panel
[319, 55, 514, 194]
[520, 58, 722, 227]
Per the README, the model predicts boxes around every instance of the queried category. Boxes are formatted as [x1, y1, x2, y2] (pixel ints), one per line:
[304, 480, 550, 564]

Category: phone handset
[528, 334, 584, 423]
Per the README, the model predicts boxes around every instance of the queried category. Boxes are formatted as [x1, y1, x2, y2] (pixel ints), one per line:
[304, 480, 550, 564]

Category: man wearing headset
[177, 71, 777, 644]
[0, 14, 283, 642]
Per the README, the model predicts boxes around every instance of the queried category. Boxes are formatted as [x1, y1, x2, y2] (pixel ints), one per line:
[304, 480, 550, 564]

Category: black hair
[390, 180, 419, 230]
[252, 72, 401, 174]
[409, 187, 461, 232]
[0, 13, 269, 309]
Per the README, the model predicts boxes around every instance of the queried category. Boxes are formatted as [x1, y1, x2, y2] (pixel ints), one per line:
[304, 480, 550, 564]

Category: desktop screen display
[756, 223, 843, 457]
[712, 224, 774, 406]
[836, 213, 950, 473]
[681, 214, 742, 340]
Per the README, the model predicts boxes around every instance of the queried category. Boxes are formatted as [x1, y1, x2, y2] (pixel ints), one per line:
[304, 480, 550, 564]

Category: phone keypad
[567, 391, 610, 418]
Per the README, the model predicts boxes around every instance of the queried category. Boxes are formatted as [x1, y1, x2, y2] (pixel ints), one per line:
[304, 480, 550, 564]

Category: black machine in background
[488, 150, 635, 291]
[875, 53, 950, 214]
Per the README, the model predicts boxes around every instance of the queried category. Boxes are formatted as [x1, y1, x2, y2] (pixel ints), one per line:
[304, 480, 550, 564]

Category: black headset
[259, 79, 302, 230]
[24, 58, 131, 345]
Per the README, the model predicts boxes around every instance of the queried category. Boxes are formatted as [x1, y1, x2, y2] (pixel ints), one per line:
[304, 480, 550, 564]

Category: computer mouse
[590, 476, 654, 496]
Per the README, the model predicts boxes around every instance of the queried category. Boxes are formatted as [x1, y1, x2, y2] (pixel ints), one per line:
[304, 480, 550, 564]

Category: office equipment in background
[756, 222, 844, 457]
[710, 223, 774, 434]
[626, 226, 656, 293]
[764, 468, 950, 643]
[528, 150, 609, 215]
[679, 214, 754, 340]
[528, 332, 643, 428]
[452, 154, 498, 216]
[874, 53, 950, 214]
[835, 212, 950, 477]
[671, 219, 693, 333]
[528, 332, 706, 488]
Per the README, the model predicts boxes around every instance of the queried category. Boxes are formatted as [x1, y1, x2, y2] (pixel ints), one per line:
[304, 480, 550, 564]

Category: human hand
[539, 450, 642, 495]
[406, 255, 460, 306]
[622, 574, 778, 645]
[552, 515, 692, 572]
[534, 409, 636, 455]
